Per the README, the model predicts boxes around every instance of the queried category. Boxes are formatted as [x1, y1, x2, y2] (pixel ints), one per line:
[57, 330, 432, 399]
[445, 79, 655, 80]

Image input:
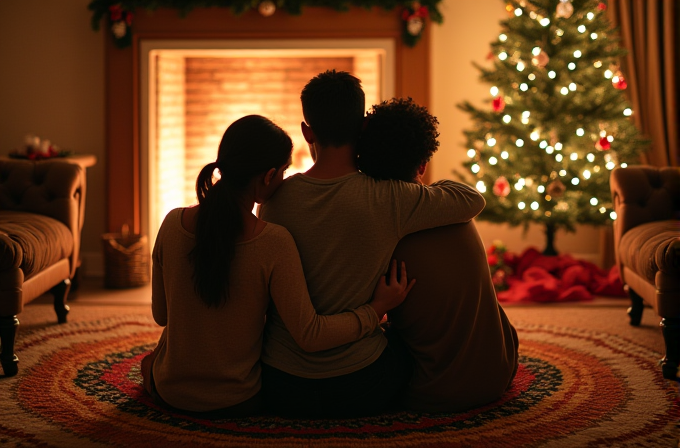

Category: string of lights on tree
[88, 0, 442, 48]
[457, 0, 647, 255]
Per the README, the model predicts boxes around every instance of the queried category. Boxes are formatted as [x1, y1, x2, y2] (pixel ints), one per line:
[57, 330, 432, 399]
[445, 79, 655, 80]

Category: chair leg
[51, 279, 71, 324]
[0, 315, 19, 377]
[627, 288, 644, 326]
[660, 317, 680, 381]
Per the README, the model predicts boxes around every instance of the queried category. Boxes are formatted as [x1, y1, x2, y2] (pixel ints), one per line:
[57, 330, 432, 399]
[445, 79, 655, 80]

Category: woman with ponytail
[142, 115, 414, 417]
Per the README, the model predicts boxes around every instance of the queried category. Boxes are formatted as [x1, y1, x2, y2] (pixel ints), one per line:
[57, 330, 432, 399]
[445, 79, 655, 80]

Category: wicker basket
[102, 225, 150, 288]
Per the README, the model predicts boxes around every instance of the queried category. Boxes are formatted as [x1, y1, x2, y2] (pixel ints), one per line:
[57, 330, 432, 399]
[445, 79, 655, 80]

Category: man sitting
[357, 97, 519, 413]
[259, 70, 486, 417]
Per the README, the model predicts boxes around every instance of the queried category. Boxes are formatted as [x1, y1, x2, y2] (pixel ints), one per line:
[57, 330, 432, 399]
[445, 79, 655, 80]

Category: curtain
[607, 0, 679, 167]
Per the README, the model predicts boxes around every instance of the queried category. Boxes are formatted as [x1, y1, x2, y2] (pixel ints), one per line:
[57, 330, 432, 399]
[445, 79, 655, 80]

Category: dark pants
[262, 331, 413, 419]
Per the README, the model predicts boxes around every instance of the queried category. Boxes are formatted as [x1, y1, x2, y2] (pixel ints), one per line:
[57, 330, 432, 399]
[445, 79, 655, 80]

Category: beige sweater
[260, 173, 485, 378]
[151, 208, 380, 412]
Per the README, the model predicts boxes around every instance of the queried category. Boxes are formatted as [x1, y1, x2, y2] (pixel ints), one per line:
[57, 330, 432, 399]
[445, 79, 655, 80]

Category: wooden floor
[30, 277, 153, 307]
[28, 276, 632, 309]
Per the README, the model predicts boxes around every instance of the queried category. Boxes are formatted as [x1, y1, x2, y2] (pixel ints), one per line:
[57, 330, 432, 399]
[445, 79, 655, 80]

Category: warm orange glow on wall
[150, 50, 383, 238]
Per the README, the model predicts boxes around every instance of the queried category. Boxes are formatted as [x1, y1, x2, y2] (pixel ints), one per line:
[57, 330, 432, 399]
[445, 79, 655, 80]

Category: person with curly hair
[259, 71, 486, 417]
[357, 98, 519, 413]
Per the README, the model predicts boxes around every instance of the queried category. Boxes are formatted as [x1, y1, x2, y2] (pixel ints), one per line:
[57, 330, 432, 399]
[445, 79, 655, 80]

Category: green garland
[88, 0, 444, 48]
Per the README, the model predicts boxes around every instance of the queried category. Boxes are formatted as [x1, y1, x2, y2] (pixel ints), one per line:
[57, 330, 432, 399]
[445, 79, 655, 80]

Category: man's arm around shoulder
[396, 179, 486, 237]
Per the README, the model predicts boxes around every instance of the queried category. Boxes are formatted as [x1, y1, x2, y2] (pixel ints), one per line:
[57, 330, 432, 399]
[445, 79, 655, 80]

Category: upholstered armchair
[0, 159, 86, 377]
[610, 165, 680, 381]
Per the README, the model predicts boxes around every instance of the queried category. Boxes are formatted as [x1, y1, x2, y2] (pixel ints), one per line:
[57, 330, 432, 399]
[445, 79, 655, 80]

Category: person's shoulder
[357, 173, 424, 193]
[260, 222, 296, 244]
[264, 174, 303, 205]
[157, 207, 183, 231]
[255, 223, 299, 261]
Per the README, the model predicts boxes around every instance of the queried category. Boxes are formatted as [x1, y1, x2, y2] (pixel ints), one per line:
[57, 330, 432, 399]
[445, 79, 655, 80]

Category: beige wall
[0, 0, 601, 278]
[429, 0, 601, 260]
[0, 0, 106, 275]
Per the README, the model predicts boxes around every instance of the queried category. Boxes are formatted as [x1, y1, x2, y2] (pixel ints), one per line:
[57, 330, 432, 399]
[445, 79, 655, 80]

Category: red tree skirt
[496, 248, 626, 303]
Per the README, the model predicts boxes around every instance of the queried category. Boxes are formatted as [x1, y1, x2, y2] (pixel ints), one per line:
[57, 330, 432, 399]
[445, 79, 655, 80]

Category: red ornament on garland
[492, 96, 506, 112]
[597, 2, 607, 11]
[595, 137, 611, 150]
[109, 4, 123, 21]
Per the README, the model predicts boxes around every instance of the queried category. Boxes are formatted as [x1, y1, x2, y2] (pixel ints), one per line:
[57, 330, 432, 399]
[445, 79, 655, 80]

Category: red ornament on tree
[597, 2, 607, 11]
[493, 176, 511, 197]
[612, 74, 627, 90]
[595, 136, 611, 150]
[492, 96, 505, 112]
[491, 269, 507, 287]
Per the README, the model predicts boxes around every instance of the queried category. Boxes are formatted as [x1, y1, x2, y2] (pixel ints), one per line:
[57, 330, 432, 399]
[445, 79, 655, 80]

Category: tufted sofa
[610, 165, 680, 381]
[0, 159, 86, 377]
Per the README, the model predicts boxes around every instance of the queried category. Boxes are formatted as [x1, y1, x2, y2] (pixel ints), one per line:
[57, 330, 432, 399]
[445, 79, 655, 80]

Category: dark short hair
[357, 98, 440, 182]
[300, 70, 365, 147]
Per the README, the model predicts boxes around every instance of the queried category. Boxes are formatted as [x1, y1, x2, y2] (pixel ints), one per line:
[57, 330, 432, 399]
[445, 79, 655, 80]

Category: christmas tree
[457, 0, 647, 255]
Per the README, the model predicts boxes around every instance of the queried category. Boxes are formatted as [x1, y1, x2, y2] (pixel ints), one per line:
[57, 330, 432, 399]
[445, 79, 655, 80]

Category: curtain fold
[607, 0, 678, 167]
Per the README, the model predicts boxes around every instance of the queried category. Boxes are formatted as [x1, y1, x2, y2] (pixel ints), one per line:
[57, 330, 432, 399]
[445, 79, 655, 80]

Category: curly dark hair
[357, 98, 440, 183]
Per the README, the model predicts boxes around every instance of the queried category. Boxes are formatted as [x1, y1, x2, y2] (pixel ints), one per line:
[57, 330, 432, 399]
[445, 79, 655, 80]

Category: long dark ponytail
[192, 115, 292, 307]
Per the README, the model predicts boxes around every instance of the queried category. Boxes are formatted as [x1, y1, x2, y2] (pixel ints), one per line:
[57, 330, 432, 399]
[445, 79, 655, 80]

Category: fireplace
[141, 39, 394, 241]
[105, 7, 430, 237]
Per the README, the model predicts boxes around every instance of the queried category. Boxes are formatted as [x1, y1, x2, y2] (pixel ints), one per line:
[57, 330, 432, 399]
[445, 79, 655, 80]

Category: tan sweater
[151, 208, 380, 412]
[260, 173, 485, 378]
[390, 222, 519, 412]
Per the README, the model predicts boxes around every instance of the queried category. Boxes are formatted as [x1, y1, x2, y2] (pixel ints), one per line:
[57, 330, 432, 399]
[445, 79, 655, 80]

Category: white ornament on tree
[555, 0, 574, 19]
[111, 21, 127, 38]
[407, 17, 424, 36]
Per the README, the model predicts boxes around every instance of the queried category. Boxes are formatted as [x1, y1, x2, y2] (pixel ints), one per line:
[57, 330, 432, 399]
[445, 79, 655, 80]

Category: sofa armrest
[0, 160, 86, 277]
[610, 166, 680, 276]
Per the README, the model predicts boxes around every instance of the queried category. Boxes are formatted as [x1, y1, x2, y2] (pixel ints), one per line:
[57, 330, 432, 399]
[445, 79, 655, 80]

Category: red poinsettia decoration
[595, 136, 611, 150]
[109, 4, 123, 21]
[401, 3, 429, 21]
[492, 96, 506, 112]
[486, 241, 514, 291]
[487, 253, 499, 266]
[493, 176, 511, 197]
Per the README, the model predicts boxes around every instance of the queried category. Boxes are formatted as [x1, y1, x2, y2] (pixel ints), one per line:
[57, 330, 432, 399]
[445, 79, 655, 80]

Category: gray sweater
[260, 172, 485, 378]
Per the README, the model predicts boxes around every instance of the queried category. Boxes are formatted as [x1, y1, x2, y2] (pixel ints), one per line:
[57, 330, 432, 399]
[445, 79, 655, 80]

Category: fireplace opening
[141, 40, 394, 243]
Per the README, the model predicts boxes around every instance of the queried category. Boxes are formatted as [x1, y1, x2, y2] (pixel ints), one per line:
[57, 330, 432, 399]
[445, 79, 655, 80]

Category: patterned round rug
[1, 316, 678, 447]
